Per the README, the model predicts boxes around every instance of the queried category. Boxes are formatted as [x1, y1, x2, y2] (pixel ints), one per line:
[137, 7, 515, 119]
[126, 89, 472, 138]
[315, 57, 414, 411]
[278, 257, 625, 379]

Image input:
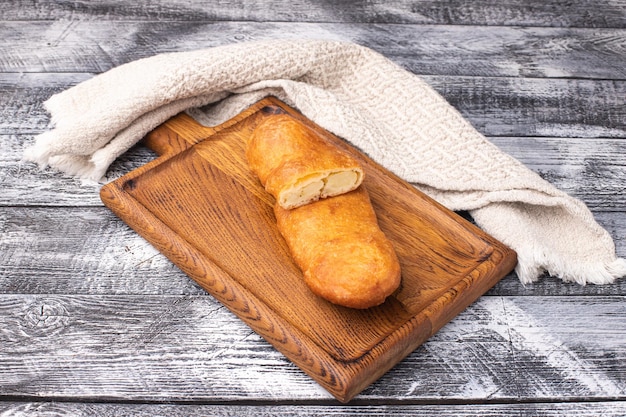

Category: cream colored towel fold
[23, 39, 625, 285]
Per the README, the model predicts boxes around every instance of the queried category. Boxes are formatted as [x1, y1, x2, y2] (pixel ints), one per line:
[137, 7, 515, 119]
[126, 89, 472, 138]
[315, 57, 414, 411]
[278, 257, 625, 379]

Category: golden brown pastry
[274, 187, 401, 309]
[246, 114, 364, 209]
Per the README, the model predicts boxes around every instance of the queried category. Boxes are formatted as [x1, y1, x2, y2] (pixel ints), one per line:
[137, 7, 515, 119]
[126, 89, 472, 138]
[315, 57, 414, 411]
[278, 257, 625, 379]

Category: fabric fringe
[516, 254, 626, 286]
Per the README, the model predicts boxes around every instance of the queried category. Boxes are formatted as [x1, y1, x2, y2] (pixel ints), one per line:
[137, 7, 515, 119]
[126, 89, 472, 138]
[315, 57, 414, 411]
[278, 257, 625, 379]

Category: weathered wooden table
[1, 1, 625, 415]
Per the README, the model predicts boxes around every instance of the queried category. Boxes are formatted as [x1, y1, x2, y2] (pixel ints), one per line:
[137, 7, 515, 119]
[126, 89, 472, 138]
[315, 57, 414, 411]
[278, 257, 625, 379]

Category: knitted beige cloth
[23, 40, 625, 285]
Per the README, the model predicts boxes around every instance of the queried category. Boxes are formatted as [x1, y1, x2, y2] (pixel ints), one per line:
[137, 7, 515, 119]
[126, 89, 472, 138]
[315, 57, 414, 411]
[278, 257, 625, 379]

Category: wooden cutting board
[100, 96, 517, 402]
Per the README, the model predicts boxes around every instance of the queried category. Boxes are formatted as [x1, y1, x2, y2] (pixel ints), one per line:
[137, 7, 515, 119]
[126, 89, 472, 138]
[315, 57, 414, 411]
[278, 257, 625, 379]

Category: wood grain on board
[1, 206, 624, 297]
[99, 97, 516, 401]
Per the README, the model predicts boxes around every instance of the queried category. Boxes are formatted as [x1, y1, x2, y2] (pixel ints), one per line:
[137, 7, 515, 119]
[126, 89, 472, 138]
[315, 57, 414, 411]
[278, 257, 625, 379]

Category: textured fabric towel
[23, 39, 625, 285]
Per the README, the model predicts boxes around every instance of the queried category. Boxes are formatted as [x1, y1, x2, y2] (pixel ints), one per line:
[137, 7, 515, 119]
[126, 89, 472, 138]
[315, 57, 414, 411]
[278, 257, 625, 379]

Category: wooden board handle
[142, 98, 291, 158]
[142, 113, 218, 157]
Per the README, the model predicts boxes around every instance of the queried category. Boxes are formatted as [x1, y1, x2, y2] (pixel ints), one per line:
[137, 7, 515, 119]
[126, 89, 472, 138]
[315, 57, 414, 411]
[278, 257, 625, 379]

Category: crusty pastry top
[246, 114, 364, 209]
[274, 187, 401, 309]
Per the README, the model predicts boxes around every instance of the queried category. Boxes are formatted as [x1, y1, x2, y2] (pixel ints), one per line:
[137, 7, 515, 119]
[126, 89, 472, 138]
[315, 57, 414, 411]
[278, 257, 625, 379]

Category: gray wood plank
[1, 134, 152, 207]
[422, 75, 626, 139]
[2, 73, 625, 138]
[1, 0, 625, 28]
[0, 206, 204, 296]
[0, 294, 309, 402]
[2, 21, 625, 79]
[4, 134, 625, 209]
[372, 295, 626, 400]
[0, 73, 90, 135]
[489, 137, 626, 212]
[2, 401, 626, 416]
[0, 294, 624, 401]
[1, 207, 624, 296]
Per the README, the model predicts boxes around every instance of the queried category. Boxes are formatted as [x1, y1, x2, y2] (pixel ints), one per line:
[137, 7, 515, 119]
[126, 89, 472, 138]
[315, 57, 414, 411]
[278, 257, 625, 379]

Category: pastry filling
[280, 170, 362, 209]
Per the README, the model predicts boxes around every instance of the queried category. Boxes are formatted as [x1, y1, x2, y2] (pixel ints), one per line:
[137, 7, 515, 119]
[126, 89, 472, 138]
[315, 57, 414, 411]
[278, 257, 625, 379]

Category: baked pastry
[246, 114, 364, 209]
[274, 187, 401, 309]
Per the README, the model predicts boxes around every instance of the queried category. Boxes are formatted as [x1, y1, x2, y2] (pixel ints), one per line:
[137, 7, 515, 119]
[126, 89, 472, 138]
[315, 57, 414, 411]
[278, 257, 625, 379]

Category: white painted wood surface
[0, 1, 624, 415]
